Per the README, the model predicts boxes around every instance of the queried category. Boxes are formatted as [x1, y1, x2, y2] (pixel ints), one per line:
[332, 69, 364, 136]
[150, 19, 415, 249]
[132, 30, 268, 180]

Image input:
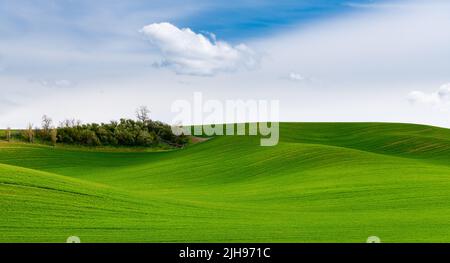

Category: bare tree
[42, 115, 52, 130]
[59, 118, 81, 128]
[50, 128, 57, 146]
[6, 127, 11, 142]
[60, 119, 71, 128]
[136, 106, 151, 122]
[41, 115, 52, 138]
[24, 123, 35, 143]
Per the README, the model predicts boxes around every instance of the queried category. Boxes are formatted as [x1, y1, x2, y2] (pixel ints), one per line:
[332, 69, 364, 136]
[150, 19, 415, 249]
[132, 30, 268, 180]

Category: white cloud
[408, 83, 450, 110]
[29, 78, 75, 89]
[3, 1, 450, 129]
[408, 91, 440, 105]
[343, 2, 418, 9]
[288, 72, 306, 81]
[140, 22, 259, 76]
[0, 56, 5, 72]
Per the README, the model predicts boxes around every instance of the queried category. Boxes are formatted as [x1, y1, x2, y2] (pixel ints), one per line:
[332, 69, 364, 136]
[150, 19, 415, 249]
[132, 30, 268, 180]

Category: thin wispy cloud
[0, 97, 17, 114]
[29, 78, 76, 89]
[344, 2, 409, 9]
[1, 0, 450, 129]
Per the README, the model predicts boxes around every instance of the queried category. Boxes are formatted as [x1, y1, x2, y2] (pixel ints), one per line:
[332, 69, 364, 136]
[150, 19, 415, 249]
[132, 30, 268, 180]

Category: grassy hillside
[1, 122, 450, 242]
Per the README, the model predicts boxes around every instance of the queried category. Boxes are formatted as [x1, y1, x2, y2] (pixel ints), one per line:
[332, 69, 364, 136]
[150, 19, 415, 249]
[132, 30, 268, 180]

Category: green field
[1, 122, 450, 243]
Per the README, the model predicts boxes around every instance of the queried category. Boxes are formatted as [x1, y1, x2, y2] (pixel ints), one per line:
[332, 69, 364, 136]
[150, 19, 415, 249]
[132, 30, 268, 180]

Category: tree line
[2, 106, 188, 148]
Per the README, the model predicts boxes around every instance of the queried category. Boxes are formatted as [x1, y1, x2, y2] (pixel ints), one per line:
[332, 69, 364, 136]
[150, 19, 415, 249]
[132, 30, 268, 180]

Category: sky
[0, 0, 450, 128]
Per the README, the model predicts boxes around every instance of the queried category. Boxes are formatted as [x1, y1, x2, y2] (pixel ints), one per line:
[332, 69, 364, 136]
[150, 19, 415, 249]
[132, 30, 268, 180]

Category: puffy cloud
[289, 72, 306, 81]
[140, 22, 259, 76]
[438, 84, 450, 101]
[408, 83, 450, 110]
[408, 91, 440, 105]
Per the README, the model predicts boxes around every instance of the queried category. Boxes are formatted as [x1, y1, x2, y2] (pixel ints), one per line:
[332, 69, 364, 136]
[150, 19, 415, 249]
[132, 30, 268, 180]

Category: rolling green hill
[1, 122, 450, 242]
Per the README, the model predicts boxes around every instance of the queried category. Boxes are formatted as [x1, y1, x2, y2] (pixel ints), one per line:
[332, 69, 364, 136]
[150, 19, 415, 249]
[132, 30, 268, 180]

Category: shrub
[29, 115, 187, 148]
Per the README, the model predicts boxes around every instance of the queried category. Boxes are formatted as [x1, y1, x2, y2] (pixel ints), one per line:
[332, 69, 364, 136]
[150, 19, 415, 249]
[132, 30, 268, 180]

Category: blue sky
[175, 0, 379, 40]
[1, 0, 450, 128]
[0, 0, 377, 41]
[0, 0, 382, 77]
